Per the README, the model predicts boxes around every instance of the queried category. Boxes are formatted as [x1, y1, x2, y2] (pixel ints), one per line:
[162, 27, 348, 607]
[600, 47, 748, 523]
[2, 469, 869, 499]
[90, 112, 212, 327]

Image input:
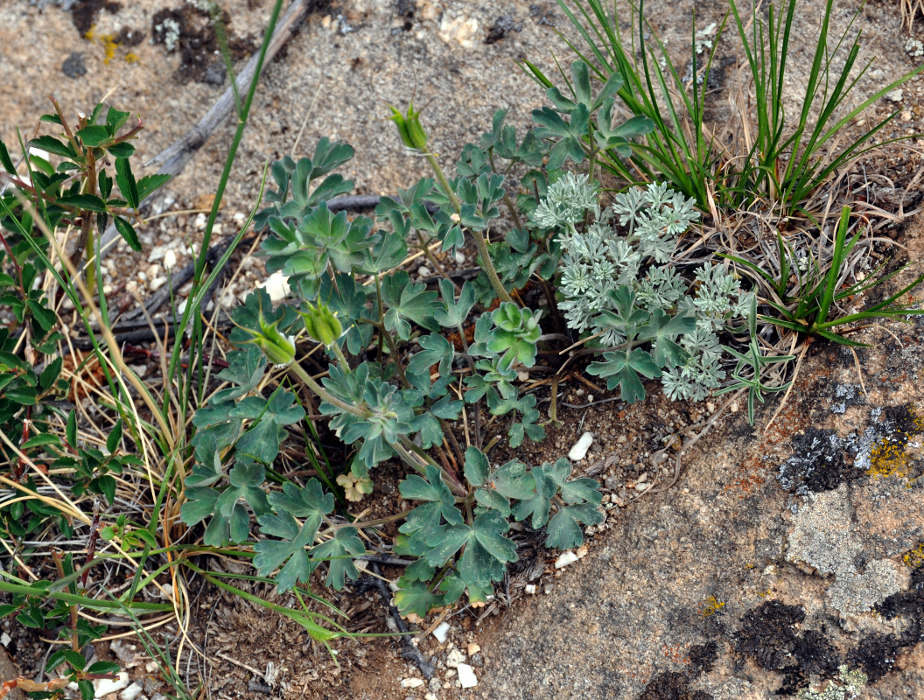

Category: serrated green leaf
[106, 142, 135, 158]
[545, 502, 603, 549]
[136, 173, 171, 201]
[21, 433, 60, 450]
[0, 139, 15, 174]
[475, 487, 511, 517]
[394, 579, 443, 618]
[106, 419, 123, 453]
[29, 135, 75, 158]
[464, 446, 489, 487]
[312, 526, 364, 589]
[559, 478, 603, 505]
[254, 512, 320, 592]
[491, 460, 535, 500]
[66, 409, 77, 448]
[76, 124, 111, 147]
[113, 216, 141, 251]
[267, 480, 333, 520]
[56, 193, 107, 213]
[105, 106, 130, 132]
[115, 157, 139, 209]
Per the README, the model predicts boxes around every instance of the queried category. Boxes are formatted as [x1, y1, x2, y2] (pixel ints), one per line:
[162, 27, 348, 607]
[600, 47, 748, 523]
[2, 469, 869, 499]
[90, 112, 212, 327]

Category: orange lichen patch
[699, 596, 726, 617]
[867, 438, 912, 478]
[662, 643, 691, 665]
[723, 454, 770, 499]
[866, 405, 924, 479]
[903, 543, 924, 569]
[83, 25, 125, 65]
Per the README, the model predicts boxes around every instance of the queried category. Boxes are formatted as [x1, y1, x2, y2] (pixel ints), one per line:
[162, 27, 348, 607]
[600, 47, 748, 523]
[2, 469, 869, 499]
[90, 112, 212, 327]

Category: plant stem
[285, 361, 369, 419]
[424, 152, 512, 304]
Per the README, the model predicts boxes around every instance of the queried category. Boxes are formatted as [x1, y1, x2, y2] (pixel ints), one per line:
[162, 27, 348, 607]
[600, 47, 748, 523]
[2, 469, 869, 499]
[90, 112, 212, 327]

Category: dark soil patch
[151, 5, 257, 85]
[68, 0, 121, 34]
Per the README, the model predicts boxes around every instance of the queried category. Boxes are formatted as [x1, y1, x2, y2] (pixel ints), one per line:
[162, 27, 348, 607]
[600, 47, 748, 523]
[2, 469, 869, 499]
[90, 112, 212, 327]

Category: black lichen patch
[638, 672, 712, 700]
[734, 601, 841, 695]
[777, 428, 860, 495]
[869, 566, 924, 677]
[151, 6, 256, 85]
[688, 641, 719, 676]
[394, 0, 415, 32]
[847, 633, 904, 683]
[69, 0, 120, 35]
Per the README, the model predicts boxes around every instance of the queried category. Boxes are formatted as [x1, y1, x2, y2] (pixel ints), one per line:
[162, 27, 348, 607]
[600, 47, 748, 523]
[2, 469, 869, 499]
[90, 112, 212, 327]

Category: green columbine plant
[183, 69, 651, 613]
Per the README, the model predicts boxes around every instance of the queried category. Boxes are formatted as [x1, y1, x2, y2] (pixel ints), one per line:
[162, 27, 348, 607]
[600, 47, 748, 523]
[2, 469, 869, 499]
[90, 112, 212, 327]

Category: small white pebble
[0, 632, 10, 647]
[432, 621, 451, 644]
[163, 249, 177, 271]
[400, 678, 425, 689]
[467, 643, 481, 656]
[194, 213, 208, 230]
[524, 584, 537, 595]
[147, 243, 168, 262]
[446, 648, 466, 669]
[259, 271, 290, 302]
[457, 663, 478, 689]
[233, 212, 246, 226]
[149, 276, 167, 292]
[454, 250, 466, 264]
[120, 682, 144, 700]
[94, 672, 129, 697]
[568, 431, 594, 461]
[555, 551, 579, 569]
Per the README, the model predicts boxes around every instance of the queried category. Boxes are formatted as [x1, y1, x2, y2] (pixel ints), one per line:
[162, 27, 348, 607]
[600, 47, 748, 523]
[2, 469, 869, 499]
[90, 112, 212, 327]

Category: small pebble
[260, 271, 290, 302]
[149, 276, 167, 292]
[432, 621, 451, 644]
[568, 431, 594, 461]
[457, 663, 478, 689]
[555, 551, 579, 569]
[163, 249, 177, 271]
[94, 672, 129, 697]
[400, 678, 425, 689]
[524, 584, 537, 595]
[120, 682, 144, 700]
[446, 648, 466, 668]
[467, 643, 481, 656]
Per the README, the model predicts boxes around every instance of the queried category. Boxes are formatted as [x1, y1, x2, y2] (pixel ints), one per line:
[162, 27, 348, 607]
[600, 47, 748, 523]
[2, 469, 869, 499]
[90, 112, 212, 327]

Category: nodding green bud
[300, 301, 343, 348]
[388, 101, 428, 151]
[244, 313, 296, 367]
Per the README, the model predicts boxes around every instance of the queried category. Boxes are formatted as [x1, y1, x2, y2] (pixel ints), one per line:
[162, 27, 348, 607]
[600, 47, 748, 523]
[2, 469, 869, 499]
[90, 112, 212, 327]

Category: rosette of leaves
[393, 448, 603, 617]
[550, 181, 754, 403]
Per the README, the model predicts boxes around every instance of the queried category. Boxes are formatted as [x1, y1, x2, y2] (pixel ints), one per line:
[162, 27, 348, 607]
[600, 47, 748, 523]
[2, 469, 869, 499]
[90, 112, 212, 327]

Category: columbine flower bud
[240, 316, 296, 367]
[300, 300, 343, 348]
[388, 101, 428, 151]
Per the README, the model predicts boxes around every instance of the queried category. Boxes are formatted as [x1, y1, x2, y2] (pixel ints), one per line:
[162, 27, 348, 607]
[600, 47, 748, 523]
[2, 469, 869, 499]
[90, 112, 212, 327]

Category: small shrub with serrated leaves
[0, 100, 162, 527]
[0, 100, 169, 696]
[184, 63, 648, 614]
[548, 178, 754, 403]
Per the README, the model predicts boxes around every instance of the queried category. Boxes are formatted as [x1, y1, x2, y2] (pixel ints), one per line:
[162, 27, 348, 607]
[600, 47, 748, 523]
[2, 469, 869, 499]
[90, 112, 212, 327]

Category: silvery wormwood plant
[537, 175, 754, 403]
[181, 66, 650, 615]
